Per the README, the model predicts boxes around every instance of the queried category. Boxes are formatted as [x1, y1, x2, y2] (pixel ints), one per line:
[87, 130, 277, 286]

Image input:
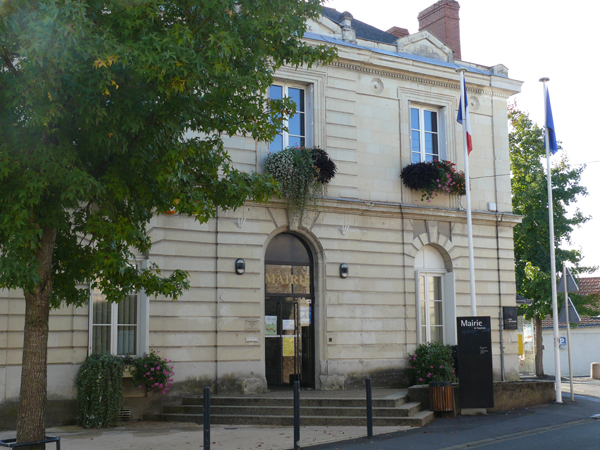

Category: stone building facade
[0, 0, 522, 415]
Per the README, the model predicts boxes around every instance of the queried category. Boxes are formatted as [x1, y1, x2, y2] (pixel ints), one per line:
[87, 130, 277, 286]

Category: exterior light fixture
[339, 263, 349, 278]
[235, 258, 245, 275]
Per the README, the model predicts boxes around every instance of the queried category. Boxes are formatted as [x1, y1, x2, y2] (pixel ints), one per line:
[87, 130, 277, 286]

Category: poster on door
[282, 336, 295, 356]
[265, 316, 277, 335]
[300, 306, 310, 326]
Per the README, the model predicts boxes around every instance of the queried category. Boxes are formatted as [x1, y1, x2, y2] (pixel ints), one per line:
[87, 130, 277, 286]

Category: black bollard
[366, 377, 373, 438]
[294, 380, 300, 450]
[204, 386, 211, 450]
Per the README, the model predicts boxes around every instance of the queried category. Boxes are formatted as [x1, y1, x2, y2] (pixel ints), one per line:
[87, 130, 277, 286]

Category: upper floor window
[411, 107, 440, 163]
[270, 83, 307, 152]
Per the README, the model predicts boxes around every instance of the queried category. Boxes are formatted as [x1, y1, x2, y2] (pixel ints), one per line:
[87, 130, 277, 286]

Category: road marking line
[438, 418, 595, 449]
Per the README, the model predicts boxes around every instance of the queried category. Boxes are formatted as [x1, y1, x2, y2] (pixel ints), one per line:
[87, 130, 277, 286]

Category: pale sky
[326, 0, 600, 276]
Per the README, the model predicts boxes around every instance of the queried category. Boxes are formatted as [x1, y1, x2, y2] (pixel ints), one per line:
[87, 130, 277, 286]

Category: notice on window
[265, 316, 277, 336]
[282, 336, 295, 356]
[283, 319, 295, 331]
[300, 306, 310, 326]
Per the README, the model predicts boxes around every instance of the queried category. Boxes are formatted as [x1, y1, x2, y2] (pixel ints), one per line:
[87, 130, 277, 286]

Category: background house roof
[540, 277, 600, 329]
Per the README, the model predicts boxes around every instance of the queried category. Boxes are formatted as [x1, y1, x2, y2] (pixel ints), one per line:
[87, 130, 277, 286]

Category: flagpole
[457, 68, 476, 316]
[540, 77, 561, 404]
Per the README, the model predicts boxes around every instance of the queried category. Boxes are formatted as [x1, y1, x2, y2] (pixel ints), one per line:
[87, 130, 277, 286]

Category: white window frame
[269, 82, 313, 152]
[416, 270, 446, 344]
[88, 259, 149, 356]
[410, 104, 448, 163]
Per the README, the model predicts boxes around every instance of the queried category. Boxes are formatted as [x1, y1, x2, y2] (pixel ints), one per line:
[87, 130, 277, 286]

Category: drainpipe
[490, 91, 505, 381]
[215, 209, 220, 393]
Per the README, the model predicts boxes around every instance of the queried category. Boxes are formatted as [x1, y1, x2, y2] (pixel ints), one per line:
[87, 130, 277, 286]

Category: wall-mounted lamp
[235, 258, 245, 275]
[339, 263, 349, 278]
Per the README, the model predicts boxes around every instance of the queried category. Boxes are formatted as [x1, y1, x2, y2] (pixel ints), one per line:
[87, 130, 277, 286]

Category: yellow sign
[282, 336, 295, 357]
[518, 334, 523, 356]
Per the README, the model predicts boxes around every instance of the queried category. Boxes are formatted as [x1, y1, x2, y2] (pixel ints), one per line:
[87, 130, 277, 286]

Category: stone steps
[145, 392, 434, 428]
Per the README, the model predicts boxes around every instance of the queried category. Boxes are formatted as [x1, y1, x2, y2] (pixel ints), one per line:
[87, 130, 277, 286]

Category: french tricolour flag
[457, 77, 473, 154]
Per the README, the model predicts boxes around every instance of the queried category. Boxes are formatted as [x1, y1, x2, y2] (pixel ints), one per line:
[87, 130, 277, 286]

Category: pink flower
[427, 373, 432, 378]
[151, 368, 154, 372]
[138, 385, 143, 389]
[156, 351, 160, 353]
[452, 369, 455, 373]
[439, 365, 443, 369]
[419, 378, 423, 382]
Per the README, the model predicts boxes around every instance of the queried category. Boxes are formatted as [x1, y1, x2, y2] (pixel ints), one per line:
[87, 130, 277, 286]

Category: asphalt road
[306, 392, 600, 450]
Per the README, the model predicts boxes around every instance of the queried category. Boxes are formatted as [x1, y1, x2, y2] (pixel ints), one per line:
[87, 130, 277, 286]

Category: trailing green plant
[124, 350, 175, 395]
[264, 146, 336, 222]
[75, 353, 124, 428]
[401, 160, 466, 201]
[406, 341, 457, 385]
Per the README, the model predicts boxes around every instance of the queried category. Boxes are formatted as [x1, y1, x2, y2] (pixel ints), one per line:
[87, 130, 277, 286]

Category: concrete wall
[542, 326, 600, 377]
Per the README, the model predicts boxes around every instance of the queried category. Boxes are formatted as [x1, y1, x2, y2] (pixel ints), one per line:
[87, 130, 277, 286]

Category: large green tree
[0, 0, 335, 446]
[509, 107, 594, 377]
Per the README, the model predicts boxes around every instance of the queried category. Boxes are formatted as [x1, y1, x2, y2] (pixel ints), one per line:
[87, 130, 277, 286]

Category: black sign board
[457, 316, 494, 409]
[502, 307, 518, 330]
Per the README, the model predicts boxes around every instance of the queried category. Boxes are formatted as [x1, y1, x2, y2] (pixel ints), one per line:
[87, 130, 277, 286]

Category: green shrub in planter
[75, 353, 124, 428]
[406, 341, 457, 385]
[124, 349, 175, 395]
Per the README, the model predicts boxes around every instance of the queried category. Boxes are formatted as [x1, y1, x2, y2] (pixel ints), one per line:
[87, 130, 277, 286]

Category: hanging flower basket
[264, 146, 336, 222]
[400, 160, 466, 201]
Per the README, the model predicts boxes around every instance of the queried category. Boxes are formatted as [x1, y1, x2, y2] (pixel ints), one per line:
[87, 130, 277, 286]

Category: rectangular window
[270, 83, 308, 152]
[88, 260, 149, 356]
[90, 289, 139, 356]
[419, 273, 444, 343]
[411, 107, 440, 163]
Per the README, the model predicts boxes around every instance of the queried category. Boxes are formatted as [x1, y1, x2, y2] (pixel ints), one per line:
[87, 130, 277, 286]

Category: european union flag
[546, 89, 558, 154]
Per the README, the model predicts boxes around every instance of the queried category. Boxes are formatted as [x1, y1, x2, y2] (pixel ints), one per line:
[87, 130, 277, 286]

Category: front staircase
[145, 391, 434, 427]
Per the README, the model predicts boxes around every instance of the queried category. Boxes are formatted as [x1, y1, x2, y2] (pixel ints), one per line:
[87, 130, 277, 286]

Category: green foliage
[509, 107, 593, 320]
[406, 342, 457, 385]
[124, 350, 174, 395]
[264, 147, 336, 222]
[400, 160, 466, 201]
[0, 0, 336, 306]
[75, 354, 124, 428]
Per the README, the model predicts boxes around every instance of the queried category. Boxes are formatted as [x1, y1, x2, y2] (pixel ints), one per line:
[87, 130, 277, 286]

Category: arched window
[414, 245, 456, 345]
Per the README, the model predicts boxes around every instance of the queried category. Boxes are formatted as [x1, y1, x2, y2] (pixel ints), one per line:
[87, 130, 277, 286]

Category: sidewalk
[0, 388, 410, 450]
[2, 380, 599, 450]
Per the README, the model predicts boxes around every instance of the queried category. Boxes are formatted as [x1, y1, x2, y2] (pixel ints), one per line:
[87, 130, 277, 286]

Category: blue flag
[546, 89, 558, 154]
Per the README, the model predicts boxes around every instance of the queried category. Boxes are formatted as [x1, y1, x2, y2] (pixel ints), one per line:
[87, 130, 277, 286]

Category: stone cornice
[248, 198, 522, 227]
[329, 61, 513, 99]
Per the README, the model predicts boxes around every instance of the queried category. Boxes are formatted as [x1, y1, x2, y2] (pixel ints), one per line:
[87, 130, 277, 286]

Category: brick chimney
[386, 26, 410, 39]
[417, 0, 461, 60]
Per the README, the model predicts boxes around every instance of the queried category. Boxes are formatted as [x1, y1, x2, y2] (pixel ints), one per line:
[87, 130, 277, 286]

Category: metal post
[564, 265, 574, 402]
[366, 378, 373, 438]
[204, 386, 211, 450]
[456, 67, 476, 315]
[540, 77, 561, 403]
[294, 380, 300, 450]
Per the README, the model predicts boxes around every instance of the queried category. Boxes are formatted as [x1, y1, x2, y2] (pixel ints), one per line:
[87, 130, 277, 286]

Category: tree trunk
[534, 315, 544, 377]
[16, 227, 56, 450]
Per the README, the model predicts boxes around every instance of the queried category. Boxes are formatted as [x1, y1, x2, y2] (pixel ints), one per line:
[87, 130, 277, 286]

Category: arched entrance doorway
[264, 233, 315, 388]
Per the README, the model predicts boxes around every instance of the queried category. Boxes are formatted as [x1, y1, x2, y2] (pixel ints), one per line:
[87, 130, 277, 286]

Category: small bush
[406, 341, 457, 385]
[75, 353, 124, 428]
[124, 350, 174, 395]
